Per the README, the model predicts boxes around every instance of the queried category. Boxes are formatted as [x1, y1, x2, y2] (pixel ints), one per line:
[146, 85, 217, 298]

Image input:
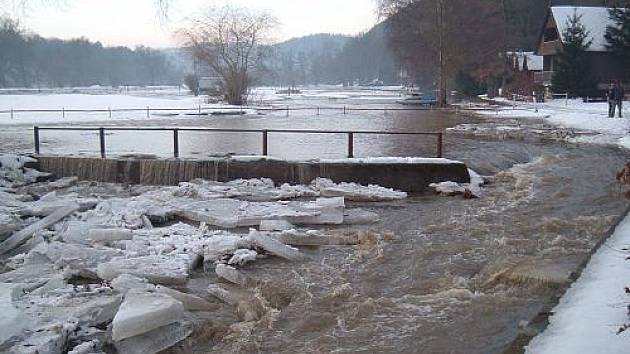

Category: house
[503, 51, 545, 97]
[535, 6, 624, 90]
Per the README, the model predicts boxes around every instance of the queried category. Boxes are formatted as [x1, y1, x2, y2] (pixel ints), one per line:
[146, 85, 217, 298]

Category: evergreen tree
[605, 6, 630, 81]
[552, 11, 597, 97]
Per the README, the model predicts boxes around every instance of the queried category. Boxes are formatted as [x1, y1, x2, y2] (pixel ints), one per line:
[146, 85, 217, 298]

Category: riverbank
[525, 207, 630, 354]
[471, 96, 630, 353]
[474, 97, 630, 149]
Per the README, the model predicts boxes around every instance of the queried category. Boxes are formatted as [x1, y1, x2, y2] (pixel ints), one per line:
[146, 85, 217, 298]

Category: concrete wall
[36, 156, 470, 193]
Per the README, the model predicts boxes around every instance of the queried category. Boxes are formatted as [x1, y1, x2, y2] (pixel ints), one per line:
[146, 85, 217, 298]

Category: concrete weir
[35, 156, 470, 193]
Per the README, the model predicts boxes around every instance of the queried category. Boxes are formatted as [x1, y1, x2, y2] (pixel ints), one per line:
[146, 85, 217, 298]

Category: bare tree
[179, 4, 277, 105]
[377, 0, 507, 103]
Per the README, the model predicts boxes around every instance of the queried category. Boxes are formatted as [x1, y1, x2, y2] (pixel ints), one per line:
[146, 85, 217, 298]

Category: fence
[1, 104, 458, 120]
[33, 126, 444, 159]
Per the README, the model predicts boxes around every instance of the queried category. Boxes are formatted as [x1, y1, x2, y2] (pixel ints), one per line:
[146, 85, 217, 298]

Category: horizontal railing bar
[0, 106, 451, 114]
[34, 126, 442, 135]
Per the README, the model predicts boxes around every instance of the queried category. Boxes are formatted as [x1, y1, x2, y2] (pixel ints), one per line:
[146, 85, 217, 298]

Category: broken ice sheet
[97, 255, 189, 285]
[112, 289, 184, 341]
[312, 178, 408, 201]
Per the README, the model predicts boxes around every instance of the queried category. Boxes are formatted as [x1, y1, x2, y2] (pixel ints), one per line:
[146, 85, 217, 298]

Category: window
[543, 27, 559, 42]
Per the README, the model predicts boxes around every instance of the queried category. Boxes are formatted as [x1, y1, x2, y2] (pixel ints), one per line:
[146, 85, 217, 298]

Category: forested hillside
[0, 17, 182, 88]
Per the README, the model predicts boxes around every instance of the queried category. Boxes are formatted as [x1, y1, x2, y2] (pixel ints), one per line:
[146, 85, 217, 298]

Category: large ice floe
[0, 153, 408, 353]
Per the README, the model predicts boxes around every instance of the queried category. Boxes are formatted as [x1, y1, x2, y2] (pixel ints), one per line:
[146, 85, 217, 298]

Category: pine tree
[605, 6, 630, 81]
[552, 11, 597, 97]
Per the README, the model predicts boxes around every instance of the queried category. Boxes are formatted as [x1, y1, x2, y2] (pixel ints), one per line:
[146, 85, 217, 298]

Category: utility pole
[437, 0, 447, 106]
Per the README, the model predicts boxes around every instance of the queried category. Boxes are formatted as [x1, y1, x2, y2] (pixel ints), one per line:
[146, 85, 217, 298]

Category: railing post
[173, 129, 179, 158]
[99, 128, 106, 158]
[198, 104, 201, 115]
[343, 106, 346, 115]
[317, 106, 320, 116]
[62, 107, 65, 118]
[347, 132, 354, 158]
[10, 108, 13, 120]
[286, 105, 289, 117]
[108, 107, 112, 119]
[437, 132, 443, 158]
[262, 130, 268, 156]
[34, 126, 40, 155]
[146, 106, 150, 118]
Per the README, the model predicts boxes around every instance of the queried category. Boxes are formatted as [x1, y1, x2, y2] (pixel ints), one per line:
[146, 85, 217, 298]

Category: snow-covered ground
[525, 212, 630, 354]
[0, 92, 252, 126]
[476, 97, 630, 149]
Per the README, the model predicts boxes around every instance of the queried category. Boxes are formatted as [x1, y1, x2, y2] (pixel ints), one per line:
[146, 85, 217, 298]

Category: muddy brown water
[2, 94, 629, 353]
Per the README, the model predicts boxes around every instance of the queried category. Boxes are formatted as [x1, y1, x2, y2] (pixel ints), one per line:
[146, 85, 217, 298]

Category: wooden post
[343, 106, 346, 115]
[262, 130, 268, 156]
[146, 106, 150, 118]
[565, 92, 569, 106]
[108, 107, 112, 119]
[173, 129, 179, 158]
[99, 128, 106, 158]
[286, 105, 289, 117]
[317, 106, 320, 116]
[10, 108, 13, 120]
[34, 127, 40, 155]
[198, 104, 201, 115]
[347, 132, 354, 158]
[62, 107, 65, 118]
[437, 132, 443, 158]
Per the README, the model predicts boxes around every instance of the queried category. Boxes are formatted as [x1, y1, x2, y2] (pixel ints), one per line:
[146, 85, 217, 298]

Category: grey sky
[6, 0, 378, 48]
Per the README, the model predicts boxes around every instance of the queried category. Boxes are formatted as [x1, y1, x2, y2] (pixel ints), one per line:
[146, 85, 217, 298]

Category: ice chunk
[207, 284, 239, 305]
[343, 209, 380, 225]
[228, 249, 258, 266]
[155, 285, 217, 311]
[8, 320, 77, 354]
[88, 228, 134, 243]
[177, 197, 344, 228]
[112, 290, 185, 341]
[312, 178, 408, 201]
[215, 264, 253, 287]
[111, 274, 155, 293]
[276, 230, 356, 246]
[97, 256, 189, 285]
[114, 321, 193, 354]
[0, 283, 30, 347]
[0, 204, 81, 255]
[249, 231, 306, 261]
[259, 219, 295, 231]
[203, 234, 251, 262]
[0, 154, 35, 170]
[26, 241, 123, 269]
[68, 340, 102, 354]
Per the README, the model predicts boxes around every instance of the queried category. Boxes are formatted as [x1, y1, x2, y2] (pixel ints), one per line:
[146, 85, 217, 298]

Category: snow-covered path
[525, 211, 630, 354]
[476, 98, 630, 149]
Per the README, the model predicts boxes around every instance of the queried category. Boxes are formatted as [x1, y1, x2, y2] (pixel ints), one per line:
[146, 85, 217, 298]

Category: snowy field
[0, 85, 404, 126]
[476, 97, 630, 149]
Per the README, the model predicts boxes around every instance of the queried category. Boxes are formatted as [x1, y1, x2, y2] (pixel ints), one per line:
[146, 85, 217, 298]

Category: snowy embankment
[525, 212, 630, 354]
[0, 93, 255, 126]
[475, 97, 630, 149]
[0, 153, 413, 353]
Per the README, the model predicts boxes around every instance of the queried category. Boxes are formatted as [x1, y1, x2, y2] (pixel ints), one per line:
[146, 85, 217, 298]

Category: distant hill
[274, 33, 351, 56]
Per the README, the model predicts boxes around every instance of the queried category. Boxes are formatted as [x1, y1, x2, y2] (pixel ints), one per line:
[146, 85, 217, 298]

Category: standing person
[612, 80, 625, 118]
[607, 81, 615, 118]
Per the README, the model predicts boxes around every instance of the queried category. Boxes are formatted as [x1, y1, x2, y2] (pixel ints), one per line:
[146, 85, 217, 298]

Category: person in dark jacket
[610, 80, 625, 118]
[607, 82, 615, 118]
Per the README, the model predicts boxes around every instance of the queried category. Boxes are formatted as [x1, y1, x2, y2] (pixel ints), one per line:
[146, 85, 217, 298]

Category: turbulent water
[1, 90, 628, 353]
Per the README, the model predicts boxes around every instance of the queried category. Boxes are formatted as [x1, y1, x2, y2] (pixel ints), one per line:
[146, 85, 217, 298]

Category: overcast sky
[6, 0, 378, 48]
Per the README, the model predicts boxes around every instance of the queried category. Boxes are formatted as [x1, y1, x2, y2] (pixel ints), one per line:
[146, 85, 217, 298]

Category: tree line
[0, 16, 183, 88]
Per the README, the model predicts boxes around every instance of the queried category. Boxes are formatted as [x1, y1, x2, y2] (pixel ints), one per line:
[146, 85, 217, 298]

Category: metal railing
[1, 104, 455, 120]
[33, 126, 444, 159]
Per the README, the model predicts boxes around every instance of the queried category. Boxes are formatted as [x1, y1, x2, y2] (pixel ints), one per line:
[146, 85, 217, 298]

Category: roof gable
[551, 6, 615, 52]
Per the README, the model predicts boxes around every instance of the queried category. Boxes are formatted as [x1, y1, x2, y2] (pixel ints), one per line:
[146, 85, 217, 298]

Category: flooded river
[1, 89, 628, 353]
